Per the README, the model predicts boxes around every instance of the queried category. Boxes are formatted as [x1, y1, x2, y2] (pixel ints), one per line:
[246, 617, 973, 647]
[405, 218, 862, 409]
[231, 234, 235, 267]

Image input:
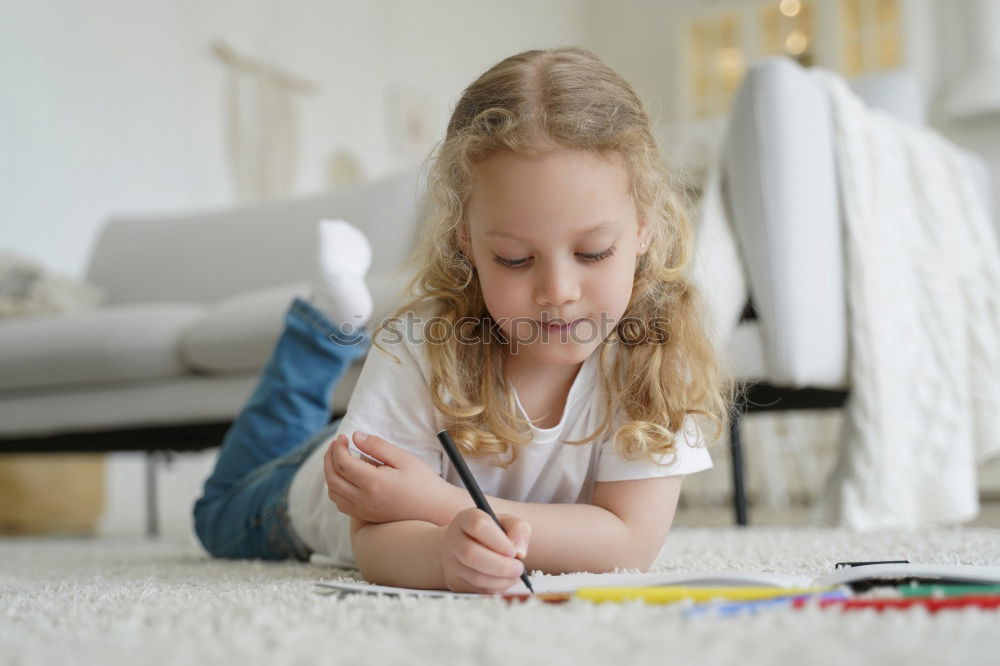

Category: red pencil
[502, 592, 572, 604]
[791, 596, 1000, 613]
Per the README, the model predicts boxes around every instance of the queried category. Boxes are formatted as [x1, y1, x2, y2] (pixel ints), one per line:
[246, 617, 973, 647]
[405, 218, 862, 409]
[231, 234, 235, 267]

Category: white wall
[2, 0, 593, 279]
[11, 0, 991, 283]
[930, 0, 1000, 217]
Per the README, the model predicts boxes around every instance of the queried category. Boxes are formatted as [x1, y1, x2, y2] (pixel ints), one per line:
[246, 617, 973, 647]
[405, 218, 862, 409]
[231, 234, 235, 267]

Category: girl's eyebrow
[485, 220, 619, 241]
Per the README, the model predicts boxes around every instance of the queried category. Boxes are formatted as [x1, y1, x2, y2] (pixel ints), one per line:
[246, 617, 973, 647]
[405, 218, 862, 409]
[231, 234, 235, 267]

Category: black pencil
[436, 428, 534, 594]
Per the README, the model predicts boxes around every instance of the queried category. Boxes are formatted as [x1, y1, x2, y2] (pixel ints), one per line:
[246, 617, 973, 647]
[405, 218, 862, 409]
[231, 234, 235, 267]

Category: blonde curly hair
[372, 46, 735, 469]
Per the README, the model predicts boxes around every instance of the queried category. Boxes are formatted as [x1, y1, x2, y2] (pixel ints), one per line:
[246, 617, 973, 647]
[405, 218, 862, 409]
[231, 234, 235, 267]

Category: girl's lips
[539, 319, 579, 330]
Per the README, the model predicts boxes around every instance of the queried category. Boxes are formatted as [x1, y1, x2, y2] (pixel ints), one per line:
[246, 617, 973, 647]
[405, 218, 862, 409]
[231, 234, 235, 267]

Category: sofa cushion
[0, 303, 206, 391]
[0, 365, 364, 439]
[177, 273, 410, 374]
[178, 283, 311, 374]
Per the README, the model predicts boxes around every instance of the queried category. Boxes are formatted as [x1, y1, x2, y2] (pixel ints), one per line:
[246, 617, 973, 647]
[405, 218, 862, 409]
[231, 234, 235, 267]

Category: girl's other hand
[439, 507, 531, 594]
[323, 432, 445, 525]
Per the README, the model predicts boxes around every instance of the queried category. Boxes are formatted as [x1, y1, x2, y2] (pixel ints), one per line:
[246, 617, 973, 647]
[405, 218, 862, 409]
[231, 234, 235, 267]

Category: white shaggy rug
[3, 526, 999, 666]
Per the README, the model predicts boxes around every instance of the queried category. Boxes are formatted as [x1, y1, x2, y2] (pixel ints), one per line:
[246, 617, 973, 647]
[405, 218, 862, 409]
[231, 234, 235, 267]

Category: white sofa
[0, 167, 426, 457]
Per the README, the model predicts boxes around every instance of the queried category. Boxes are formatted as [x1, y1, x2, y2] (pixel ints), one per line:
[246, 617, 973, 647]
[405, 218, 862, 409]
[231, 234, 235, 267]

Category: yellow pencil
[574, 586, 832, 604]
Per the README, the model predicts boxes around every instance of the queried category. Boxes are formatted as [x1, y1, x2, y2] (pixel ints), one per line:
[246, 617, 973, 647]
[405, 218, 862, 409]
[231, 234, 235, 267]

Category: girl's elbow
[352, 545, 385, 585]
[601, 553, 655, 573]
[600, 543, 658, 573]
[630, 533, 671, 571]
[623, 552, 657, 572]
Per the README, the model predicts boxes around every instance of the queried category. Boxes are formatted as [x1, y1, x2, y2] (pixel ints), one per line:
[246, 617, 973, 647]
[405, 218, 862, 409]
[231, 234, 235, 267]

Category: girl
[193, 47, 731, 594]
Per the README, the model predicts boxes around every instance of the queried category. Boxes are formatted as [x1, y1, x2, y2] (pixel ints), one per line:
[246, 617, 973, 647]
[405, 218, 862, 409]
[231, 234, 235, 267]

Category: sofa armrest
[84, 167, 426, 306]
[721, 58, 849, 389]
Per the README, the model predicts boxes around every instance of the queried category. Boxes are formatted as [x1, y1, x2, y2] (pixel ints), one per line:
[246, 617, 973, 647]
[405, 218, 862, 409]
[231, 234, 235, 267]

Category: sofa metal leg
[145, 450, 159, 538]
[729, 404, 749, 527]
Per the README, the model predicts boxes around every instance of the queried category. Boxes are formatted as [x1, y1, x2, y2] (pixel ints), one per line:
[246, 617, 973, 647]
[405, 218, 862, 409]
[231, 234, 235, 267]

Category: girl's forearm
[429, 484, 644, 574]
[351, 519, 447, 589]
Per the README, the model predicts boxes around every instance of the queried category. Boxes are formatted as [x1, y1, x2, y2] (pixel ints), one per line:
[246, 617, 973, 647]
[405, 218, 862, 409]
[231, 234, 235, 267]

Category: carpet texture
[3, 526, 999, 665]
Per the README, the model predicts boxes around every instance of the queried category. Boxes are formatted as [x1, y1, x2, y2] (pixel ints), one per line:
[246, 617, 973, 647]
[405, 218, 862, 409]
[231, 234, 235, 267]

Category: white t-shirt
[287, 314, 713, 567]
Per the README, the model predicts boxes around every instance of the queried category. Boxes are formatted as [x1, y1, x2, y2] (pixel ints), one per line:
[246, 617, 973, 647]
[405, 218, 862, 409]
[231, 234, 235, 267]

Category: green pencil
[899, 584, 1000, 598]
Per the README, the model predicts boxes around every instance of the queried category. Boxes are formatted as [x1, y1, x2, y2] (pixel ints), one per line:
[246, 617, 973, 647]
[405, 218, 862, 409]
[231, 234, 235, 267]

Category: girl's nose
[534, 258, 580, 308]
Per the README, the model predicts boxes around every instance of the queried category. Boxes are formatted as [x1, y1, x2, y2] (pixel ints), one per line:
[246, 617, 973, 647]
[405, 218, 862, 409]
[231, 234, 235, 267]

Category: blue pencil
[683, 590, 850, 618]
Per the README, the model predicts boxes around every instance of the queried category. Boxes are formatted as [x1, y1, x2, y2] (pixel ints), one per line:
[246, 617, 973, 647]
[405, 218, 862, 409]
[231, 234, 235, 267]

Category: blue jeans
[192, 297, 370, 561]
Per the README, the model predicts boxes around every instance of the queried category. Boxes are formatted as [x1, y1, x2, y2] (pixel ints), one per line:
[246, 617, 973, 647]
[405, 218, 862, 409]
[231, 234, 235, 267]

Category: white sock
[308, 219, 373, 332]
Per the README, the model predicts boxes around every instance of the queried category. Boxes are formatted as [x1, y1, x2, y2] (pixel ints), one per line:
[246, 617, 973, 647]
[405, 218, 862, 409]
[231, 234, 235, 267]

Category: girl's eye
[578, 244, 618, 263]
[492, 244, 618, 268]
[492, 254, 530, 268]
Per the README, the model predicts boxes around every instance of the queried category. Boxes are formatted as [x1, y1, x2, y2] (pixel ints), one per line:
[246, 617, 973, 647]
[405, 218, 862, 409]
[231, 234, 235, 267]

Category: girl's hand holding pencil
[440, 507, 532, 594]
[323, 431, 451, 525]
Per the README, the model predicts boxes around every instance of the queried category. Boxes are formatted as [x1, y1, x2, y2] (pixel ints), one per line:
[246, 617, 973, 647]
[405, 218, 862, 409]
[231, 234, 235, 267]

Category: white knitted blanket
[0, 251, 104, 318]
[806, 71, 1000, 528]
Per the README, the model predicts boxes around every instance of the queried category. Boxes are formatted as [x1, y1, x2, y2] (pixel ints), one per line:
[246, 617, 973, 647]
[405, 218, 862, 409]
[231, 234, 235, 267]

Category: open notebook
[313, 563, 1000, 599]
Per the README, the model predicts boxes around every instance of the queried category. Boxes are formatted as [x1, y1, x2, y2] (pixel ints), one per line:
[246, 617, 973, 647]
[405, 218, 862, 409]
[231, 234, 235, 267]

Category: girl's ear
[636, 216, 652, 256]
